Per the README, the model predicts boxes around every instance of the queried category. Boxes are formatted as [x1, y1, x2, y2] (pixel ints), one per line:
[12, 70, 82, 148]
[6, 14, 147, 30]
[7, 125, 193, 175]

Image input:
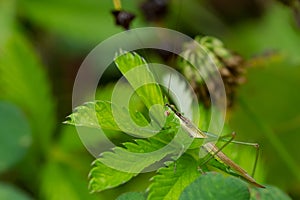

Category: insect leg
[199, 132, 236, 166]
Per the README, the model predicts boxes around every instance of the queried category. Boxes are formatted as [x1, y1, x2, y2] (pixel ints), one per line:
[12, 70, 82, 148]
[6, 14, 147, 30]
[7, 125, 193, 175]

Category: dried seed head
[112, 10, 135, 30]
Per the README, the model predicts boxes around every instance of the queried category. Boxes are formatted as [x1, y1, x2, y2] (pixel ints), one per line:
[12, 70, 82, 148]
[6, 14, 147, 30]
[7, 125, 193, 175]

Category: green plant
[66, 50, 291, 200]
[1, 1, 299, 199]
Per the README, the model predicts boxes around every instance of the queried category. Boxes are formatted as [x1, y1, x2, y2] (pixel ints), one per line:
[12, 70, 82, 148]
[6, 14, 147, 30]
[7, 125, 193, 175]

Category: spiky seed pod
[178, 36, 246, 108]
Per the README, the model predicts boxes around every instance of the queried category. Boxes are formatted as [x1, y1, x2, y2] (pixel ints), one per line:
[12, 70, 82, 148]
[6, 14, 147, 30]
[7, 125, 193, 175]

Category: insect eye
[164, 110, 170, 116]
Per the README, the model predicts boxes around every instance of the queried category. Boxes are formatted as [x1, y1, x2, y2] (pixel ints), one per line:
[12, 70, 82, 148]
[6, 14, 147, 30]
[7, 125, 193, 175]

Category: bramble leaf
[147, 154, 200, 200]
[179, 172, 250, 200]
[116, 192, 146, 200]
[88, 127, 181, 192]
[114, 51, 164, 109]
[114, 51, 165, 128]
[250, 185, 292, 200]
[66, 100, 156, 137]
[89, 160, 136, 193]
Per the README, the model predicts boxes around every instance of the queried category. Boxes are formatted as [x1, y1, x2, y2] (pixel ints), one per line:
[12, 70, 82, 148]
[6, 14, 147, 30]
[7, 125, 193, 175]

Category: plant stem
[113, 0, 122, 10]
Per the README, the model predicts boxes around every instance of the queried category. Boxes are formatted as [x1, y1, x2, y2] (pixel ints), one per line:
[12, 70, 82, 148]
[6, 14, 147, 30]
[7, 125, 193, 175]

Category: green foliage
[86, 113, 181, 192]
[40, 162, 99, 200]
[147, 154, 200, 200]
[0, 102, 31, 173]
[250, 185, 292, 200]
[116, 192, 146, 200]
[89, 160, 136, 193]
[179, 172, 250, 200]
[1, 1, 298, 199]
[0, 31, 57, 198]
[67, 101, 121, 130]
[87, 125, 195, 194]
[114, 51, 165, 128]
[81, 105, 179, 193]
[67, 101, 155, 137]
[229, 60, 300, 187]
[68, 52, 181, 194]
[0, 0, 15, 48]
[0, 183, 32, 200]
[114, 51, 165, 109]
[0, 33, 56, 153]
[69, 51, 291, 199]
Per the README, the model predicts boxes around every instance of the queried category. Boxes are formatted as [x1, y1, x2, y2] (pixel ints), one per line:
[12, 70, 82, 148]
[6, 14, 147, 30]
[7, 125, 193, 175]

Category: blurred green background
[0, 0, 300, 199]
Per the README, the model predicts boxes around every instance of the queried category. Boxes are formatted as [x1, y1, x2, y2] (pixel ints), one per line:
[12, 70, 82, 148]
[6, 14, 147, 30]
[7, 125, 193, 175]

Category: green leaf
[147, 154, 200, 200]
[116, 192, 146, 200]
[66, 100, 156, 137]
[40, 162, 99, 200]
[250, 185, 292, 200]
[0, 182, 32, 200]
[89, 128, 181, 192]
[89, 160, 136, 193]
[98, 141, 169, 173]
[0, 101, 32, 173]
[0, 0, 15, 48]
[66, 101, 119, 130]
[0, 32, 56, 153]
[179, 172, 250, 200]
[114, 51, 165, 109]
[67, 54, 169, 135]
[114, 51, 165, 129]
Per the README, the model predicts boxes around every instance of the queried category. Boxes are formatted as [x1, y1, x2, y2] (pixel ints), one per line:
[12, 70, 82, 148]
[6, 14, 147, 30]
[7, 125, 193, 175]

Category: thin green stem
[113, 0, 122, 10]
[239, 97, 300, 182]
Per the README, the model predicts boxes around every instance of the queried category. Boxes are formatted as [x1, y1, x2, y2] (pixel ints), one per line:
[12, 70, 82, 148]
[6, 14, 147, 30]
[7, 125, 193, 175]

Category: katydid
[165, 103, 265, 188]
